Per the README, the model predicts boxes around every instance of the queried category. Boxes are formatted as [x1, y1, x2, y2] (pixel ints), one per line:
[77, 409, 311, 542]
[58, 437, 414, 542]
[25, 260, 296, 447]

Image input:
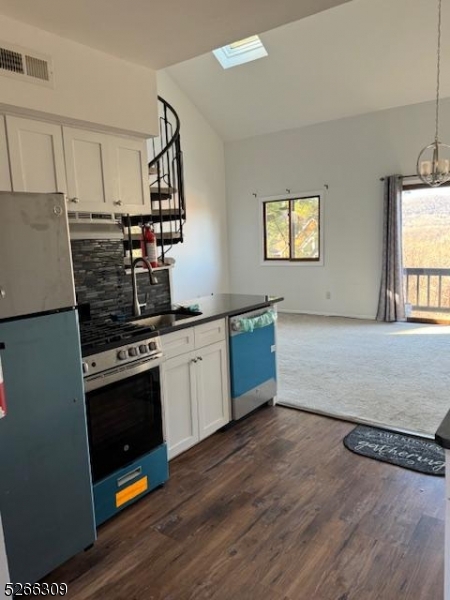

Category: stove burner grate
[80, 320, 156, 354]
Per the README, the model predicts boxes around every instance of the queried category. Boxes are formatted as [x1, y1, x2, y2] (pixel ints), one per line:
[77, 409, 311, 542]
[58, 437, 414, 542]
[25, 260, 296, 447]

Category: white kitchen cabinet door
[0, 117, 11, 192]
[63, 127, 113, 212]
[110, 136, 149, 211]
[197, 340, 230, 440]
[162, 352, 199, 460]
[6, 116, 66, 194]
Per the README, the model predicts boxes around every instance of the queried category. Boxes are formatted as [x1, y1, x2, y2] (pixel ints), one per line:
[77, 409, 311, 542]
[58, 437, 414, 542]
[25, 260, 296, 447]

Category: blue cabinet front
[93, 443, 169, 526]
[0, 310, 96, 583]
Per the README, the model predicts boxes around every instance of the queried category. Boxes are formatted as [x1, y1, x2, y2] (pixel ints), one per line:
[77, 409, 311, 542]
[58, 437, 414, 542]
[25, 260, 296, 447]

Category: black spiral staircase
[123, 96, 186, 264]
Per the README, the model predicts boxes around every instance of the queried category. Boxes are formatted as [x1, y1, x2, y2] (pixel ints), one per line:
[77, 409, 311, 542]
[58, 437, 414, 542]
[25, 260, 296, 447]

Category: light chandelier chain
[417, 0, 450, 187]
[435, 0, 442, 142]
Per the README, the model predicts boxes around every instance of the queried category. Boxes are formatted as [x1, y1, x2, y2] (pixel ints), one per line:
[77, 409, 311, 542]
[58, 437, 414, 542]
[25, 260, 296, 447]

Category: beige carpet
[276, 313, 450, 437]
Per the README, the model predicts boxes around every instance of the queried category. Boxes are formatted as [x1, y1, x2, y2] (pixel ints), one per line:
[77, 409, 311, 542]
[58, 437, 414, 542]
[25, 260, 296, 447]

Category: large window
[262, 193, 322, 262]
[402, 183, 450, 321]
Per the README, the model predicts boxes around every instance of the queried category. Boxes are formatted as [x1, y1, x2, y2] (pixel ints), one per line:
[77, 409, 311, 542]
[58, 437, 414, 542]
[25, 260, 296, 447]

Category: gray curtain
[376, 175, 405, 322]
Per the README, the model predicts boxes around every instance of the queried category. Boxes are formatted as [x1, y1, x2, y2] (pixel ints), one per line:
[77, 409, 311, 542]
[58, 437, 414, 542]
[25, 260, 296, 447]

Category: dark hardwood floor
[44, 407, 445, 600]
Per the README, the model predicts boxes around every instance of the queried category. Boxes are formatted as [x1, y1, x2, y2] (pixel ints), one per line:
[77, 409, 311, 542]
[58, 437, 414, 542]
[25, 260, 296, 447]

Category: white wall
[0, 14, 158, 137]
[225, 98, 450, 319]
[155, 71, 230, 302]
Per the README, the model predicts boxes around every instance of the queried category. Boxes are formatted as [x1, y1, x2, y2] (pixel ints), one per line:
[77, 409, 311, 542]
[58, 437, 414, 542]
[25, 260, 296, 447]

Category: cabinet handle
[69, 197, 79, 203]
[0, 288, 5, 299]
[114, 199, 123, 206]
[191, 358, 198, 363]
[197, 356, 203, 361]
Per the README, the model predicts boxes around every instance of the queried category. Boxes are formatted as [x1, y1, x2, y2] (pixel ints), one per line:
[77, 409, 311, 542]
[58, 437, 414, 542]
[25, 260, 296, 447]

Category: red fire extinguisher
[142, 223, 158, 268]
[0, 343, 6, 418]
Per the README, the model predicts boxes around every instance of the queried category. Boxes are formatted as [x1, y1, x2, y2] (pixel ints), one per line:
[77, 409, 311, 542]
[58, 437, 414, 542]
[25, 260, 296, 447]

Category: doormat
[343, 425, 445, 476]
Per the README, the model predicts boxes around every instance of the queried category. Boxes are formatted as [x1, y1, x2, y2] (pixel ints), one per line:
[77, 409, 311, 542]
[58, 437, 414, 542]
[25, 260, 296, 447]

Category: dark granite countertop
[435, 409, 450, 449]
[137, 293, 284, 335]
[81, 294, 283, 356]
[177, 293, 283, 320]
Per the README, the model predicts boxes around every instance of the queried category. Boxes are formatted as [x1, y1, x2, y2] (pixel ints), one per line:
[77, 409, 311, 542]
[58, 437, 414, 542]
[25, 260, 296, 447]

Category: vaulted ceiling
[0, 0, 351, 69]
[3, 0, 449, 143]
[166, 0, 450, 140]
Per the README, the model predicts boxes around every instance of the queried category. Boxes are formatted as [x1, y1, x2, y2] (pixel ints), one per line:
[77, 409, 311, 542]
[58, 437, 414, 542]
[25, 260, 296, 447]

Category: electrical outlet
[326, 291, 331, 300]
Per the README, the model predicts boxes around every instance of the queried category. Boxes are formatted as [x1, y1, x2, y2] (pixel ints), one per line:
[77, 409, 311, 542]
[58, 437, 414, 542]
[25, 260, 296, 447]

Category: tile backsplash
[71, 239, 171, 323]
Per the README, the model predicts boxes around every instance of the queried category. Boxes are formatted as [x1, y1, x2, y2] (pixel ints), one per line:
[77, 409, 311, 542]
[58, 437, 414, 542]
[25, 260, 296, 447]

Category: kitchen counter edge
[147, 294, 284, 336]
[435, 408, 450, 449]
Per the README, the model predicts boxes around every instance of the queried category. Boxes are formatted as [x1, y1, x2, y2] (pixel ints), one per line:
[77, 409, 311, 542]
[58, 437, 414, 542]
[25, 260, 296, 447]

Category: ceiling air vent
[0, 41, 53, 87]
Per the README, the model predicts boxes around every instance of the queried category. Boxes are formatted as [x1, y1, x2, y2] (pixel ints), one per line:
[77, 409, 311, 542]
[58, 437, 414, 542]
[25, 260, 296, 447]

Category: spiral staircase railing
[147, 95, 186, 263]
[121, 96, 186, 265]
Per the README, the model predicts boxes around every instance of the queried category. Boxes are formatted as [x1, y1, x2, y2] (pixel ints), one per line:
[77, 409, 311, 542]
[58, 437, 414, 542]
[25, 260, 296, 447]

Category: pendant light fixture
[417, 0, 450, 187]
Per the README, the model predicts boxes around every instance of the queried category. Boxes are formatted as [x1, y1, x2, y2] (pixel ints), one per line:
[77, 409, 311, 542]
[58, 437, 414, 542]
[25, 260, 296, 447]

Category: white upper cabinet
[63, 127, 113, 212]
[6, 116, 66, 194]
[0, 117, 11, 191]
[111, 136, 148, 211]
[63, 127, 149, 213]
[2, 117, 149, 213]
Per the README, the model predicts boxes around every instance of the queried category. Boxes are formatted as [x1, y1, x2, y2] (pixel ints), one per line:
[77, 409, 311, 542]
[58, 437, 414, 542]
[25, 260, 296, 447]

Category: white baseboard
[278, 309, 376, 321]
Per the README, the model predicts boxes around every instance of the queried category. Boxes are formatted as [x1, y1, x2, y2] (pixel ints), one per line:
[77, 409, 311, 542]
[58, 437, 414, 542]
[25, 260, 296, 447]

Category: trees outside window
[263, 194, 321, 262]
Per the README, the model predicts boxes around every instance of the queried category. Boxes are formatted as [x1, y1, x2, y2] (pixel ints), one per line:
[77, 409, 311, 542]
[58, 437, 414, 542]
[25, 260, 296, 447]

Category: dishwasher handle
[230, 309, 276, 334]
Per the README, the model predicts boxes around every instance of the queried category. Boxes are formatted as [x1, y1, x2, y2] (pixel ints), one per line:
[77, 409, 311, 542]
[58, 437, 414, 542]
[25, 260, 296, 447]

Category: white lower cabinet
[163, 352, 199, 458]
[161, 319, 230, 460]
[196, 340, 229, 440]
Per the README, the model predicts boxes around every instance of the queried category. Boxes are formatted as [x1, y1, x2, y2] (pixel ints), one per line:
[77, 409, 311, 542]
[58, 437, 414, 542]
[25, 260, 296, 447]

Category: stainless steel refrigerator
[0, 192, 96, 583]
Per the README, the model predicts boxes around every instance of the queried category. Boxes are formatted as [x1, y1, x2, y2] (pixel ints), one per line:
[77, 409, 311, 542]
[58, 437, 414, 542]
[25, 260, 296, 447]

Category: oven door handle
[117, 466, 142, 488]
[84, 355, 162, 393]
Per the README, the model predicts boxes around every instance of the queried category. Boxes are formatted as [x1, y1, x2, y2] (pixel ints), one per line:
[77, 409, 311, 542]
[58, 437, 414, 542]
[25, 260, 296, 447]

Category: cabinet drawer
[194, 318, 226, 348]
[162, 327, 195, 359]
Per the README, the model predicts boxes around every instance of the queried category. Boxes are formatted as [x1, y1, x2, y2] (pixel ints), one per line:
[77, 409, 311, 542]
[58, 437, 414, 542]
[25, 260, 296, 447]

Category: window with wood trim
[262, 194, 321, 262]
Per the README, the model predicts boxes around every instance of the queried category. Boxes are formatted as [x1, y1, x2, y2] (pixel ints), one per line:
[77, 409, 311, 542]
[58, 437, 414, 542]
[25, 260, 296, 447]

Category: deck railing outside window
[404, 268, 450, 314]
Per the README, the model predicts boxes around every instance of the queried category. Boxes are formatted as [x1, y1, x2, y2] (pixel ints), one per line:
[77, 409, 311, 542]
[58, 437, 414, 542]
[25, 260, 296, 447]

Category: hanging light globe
[417, 140, 450, 187]
[417, 0, 450, 187]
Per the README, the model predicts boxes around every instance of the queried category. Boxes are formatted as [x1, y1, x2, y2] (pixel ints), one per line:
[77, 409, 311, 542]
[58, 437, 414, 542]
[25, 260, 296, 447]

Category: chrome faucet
[131, 257, 159, 317]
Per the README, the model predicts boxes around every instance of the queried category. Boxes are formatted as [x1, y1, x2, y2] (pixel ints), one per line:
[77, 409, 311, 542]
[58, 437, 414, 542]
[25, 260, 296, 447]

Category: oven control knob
[117, 350, 128, 360]
[128, 347, 138, 357]
[139, 344, 148, 354]
[148, 341, 157, 351]
[82, 362, 89, 374]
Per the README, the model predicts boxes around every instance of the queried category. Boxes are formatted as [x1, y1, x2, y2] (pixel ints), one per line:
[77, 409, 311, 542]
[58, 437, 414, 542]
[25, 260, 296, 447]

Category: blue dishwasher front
[229, 309, 277, 420]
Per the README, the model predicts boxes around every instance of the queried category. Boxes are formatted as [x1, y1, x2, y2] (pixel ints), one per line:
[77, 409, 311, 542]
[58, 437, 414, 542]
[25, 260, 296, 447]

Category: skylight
[212, 35, 267, 69]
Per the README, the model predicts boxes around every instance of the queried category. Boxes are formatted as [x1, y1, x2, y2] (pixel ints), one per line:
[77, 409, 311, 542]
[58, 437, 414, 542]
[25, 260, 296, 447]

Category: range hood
[68, 210, 123, 240]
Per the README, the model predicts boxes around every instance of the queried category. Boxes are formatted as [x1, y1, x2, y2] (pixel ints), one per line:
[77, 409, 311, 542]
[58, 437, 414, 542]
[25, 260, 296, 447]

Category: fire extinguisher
[0, 343, 6, 418]
[142, 223, 158, 268]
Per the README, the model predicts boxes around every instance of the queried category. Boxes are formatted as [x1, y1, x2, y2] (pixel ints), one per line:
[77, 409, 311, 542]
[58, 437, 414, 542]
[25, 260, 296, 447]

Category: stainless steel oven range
[81, 322, 168, 526]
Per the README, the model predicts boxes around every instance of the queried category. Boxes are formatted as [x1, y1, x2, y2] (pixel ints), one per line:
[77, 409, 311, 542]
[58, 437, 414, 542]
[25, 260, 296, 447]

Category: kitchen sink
[131, 309, 202, 329]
